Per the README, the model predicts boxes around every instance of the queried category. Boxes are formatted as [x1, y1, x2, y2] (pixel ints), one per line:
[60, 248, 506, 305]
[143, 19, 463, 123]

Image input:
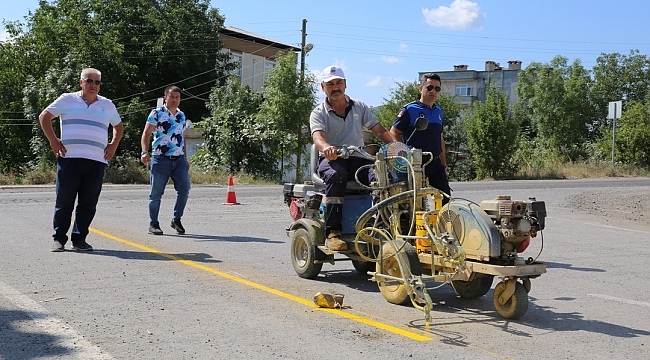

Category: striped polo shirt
[45, 91, 122, 164]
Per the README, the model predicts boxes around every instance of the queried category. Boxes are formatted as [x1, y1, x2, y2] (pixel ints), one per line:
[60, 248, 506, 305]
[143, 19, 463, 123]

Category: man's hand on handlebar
[323, 145, 339, 160]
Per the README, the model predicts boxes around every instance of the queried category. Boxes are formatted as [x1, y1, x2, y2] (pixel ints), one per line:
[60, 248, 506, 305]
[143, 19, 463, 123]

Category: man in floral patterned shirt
[140, 86, 190, 235]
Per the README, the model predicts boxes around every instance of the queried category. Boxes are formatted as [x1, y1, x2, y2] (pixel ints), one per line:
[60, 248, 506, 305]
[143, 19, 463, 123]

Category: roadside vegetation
[1, 1, 649, 186]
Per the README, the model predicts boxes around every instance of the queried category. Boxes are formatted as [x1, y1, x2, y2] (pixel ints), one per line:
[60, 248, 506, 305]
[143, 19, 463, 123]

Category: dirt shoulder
[567, 186, 650, 231]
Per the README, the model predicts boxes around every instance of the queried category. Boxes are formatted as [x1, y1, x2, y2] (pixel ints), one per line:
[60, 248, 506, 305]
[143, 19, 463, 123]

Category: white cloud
[398, 43, 409, 53]
[422, 0, 485, 29]
[365, 76, 383, 88]
[0, 32, 9, 42]
[381, 55, 400, 64]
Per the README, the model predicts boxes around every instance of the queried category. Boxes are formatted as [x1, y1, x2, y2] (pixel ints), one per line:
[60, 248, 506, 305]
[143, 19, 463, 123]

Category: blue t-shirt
[392, 101, 444, 156]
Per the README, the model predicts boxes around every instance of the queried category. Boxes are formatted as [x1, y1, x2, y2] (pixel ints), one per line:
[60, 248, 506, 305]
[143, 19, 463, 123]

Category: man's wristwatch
[141, 150, 148, 156]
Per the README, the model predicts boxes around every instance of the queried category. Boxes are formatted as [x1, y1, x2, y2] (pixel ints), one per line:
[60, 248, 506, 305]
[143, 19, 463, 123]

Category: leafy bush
[104, 156, 148, 184]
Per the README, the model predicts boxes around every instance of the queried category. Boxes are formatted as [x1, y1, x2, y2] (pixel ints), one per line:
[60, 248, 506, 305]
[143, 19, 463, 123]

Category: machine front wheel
[493, 280, 528, 319]
[291, 228, 323, 279]
[376, 240, 421, 305]
[451, 274, 494, 299]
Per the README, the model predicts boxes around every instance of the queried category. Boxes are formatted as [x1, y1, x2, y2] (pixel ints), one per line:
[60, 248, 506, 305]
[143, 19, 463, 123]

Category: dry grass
[0, 169, 56, 185]
[2, 160, 648, 186]
[517, 160, 650, 179]
[189, 170, 272, 185]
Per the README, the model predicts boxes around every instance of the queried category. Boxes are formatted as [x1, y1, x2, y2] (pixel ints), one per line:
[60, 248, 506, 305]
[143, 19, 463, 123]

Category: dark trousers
[53, 157, 105, 245]
[317, 156, 374, 234]
[425, 159, 451, 205]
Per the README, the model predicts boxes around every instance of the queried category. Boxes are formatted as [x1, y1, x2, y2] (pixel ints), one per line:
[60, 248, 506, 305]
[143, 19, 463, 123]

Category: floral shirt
[146, 106, 186, 156]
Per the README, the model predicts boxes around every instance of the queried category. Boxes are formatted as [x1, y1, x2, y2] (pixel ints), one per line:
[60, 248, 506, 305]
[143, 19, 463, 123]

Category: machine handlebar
[336, 145, 376, 160]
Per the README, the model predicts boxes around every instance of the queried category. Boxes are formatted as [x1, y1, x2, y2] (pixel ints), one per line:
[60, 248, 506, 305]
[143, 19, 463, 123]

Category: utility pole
[300, 19, 307, 82]
[294, 19, 313, 183]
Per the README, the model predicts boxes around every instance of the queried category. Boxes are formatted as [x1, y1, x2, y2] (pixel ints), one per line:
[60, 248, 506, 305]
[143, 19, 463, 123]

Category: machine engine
[283, 183, 322, 222]
[479, 196, 546, 253]
[436, 196, 546, 261]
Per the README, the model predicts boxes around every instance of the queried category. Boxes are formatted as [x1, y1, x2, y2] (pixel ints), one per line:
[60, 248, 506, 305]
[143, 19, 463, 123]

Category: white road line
[549, 216, 650, 234]
[0, 281, 115, 359]
[588, 293, 650, 308]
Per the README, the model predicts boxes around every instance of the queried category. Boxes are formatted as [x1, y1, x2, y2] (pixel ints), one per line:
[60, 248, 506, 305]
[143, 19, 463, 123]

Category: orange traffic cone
[223, 175, 240, 205]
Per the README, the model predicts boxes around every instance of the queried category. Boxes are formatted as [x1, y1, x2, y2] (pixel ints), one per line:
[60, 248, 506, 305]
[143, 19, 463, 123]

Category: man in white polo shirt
[39, 67, 123, 252]
[310, 65, 396, 251]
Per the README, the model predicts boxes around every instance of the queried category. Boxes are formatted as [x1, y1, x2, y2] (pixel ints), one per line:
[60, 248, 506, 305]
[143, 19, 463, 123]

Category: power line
[311, 21, 650, 47]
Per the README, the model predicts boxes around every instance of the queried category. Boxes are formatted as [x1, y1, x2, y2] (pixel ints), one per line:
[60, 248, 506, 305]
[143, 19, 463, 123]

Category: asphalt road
[1, 178, 649, 359]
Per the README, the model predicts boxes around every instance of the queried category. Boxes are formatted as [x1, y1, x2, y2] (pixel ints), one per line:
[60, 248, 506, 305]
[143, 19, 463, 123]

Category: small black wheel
[451, 274, 494, 299]
[376, 240, 421, 305]
[493, 280, 529, 319]
[351, 260, 375, 275]
[291, 228, 323, 279]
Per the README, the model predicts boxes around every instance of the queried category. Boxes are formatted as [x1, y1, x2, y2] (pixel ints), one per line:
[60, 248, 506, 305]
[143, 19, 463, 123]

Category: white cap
[321, 65, 345, 82]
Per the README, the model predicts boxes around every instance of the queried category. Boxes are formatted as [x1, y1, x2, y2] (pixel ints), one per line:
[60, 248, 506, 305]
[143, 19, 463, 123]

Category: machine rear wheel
[351, 260, 375, 275]
[291, 228, 323, 279]
[493, 281, 528, 319]
[376, 240, 421, 305]
[451, 274, 494, 299]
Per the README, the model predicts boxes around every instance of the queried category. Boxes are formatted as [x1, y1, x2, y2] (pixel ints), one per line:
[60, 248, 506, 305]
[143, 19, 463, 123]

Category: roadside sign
[608, 100, 623, 169]
[608, 101, 622, 119]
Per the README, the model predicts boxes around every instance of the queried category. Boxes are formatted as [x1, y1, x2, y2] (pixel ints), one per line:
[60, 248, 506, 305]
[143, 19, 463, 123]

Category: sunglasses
[82, 78, 102, 85]
[425, 85, 441, 92]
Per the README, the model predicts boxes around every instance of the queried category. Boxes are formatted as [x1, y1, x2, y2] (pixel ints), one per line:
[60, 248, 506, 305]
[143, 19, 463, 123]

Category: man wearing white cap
[310, 65, 396, 251]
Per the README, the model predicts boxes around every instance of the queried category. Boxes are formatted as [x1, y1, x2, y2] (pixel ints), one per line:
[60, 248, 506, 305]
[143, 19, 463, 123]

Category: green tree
[1, 0, 232, 174]
[198, 77, 270, 177]
[595, 99, 650, 167]
[0, 35, 33, 173]
[590, 50, 650, 154]
[435, 92, 465, 179]
[375, 81, 420, 129]
[256, 51, 317, 182]
[466, 84, 520, 179]
[515, 56, 593, 161]
[591, 51, 650, 120]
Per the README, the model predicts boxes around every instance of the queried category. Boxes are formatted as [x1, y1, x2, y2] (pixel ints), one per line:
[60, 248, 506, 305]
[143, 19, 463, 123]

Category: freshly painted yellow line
[90, 227, 433, 342]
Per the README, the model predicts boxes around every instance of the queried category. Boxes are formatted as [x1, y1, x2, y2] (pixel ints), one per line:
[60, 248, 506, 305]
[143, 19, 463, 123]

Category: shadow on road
[0, 309, 74, 359]
[85, 249, 222, 263]
[405, 289, 650, 341]
[544, 261, 606, 272]
[188, 234, 284, 244]
[307, 269, 381, 293]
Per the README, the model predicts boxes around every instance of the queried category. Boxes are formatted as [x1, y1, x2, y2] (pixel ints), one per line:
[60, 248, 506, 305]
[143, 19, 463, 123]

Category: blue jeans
[53, 157, 105, 245]
[148, 155, 190, 226]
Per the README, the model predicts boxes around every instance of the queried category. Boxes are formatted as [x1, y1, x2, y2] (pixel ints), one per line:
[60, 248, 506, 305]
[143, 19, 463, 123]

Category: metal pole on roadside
[608, 100, 622, 170]
[611, 102, 616, 169]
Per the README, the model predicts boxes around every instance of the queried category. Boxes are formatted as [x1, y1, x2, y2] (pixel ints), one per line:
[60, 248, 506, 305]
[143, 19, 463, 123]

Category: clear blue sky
[2, 0, 649, 106]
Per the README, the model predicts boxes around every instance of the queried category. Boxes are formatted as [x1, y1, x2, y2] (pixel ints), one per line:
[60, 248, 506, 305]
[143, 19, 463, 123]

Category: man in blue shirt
[140, 86, 190, 235]
[391, 73, 451, 203]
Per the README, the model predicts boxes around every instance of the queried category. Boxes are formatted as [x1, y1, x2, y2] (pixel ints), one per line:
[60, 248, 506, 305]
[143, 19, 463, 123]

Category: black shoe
[149, 224, 163, 235]
[50, 241, 65, 252]
[72, 242, 93, 251]
[171, 219, 185, 234]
